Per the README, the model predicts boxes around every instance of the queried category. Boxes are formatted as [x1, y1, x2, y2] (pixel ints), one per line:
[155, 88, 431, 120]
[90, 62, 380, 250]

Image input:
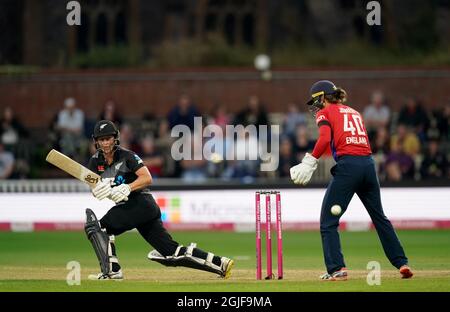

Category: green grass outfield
[0, 230, 449, 292]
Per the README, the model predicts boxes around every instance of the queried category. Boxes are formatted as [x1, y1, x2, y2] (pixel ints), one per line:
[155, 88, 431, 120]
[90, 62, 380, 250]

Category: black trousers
[320, 155, 408, 274]
[100, 194, 179, 257]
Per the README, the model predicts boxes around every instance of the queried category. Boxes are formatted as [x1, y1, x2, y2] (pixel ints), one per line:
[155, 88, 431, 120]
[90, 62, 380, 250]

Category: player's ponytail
[324, 88, 347, 104]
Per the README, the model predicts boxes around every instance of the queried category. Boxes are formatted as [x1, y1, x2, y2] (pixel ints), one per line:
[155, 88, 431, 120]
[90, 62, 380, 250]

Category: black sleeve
[126, 151, 145, 173]
[318, 120, 331, 128]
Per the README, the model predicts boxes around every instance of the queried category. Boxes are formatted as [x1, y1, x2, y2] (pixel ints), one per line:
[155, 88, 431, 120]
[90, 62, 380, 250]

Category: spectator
[390, 124, 420, 157]
[371, 127, 390, 155]
[432, 102, 450, 141]
[234, 95, 269, 130]
[155, 119, 176, 177]
[0, 107, 30, 169]
[210, 104, 231, 130]
[140, 136, 164, 178]
[223, 127, 260, 182]
[180, 134, 208, 183]
[363, 91, 390, 140]
[1, 106, 29, 151]
[98, 99, 123, 128]
[420, 139, 448, 179]
[426, 116, 442, 142]
[83, 140, 98, 167]
[0, 143, 15, 179]
[283, 102, 307, 138]
[384, 162, 402, 182]
[371, 127, 390, 178]
[203, 124, 232, 178]
[56, 97, 86, 159]
[292, 124, 315, 162]
[119, 123, 141, 154]
[141, 111, 159, 137]
[397, 97, 430, 142]
[167, 94, 201, 130]
[384, 140, 415, 181]
[277, 136, 297, 178]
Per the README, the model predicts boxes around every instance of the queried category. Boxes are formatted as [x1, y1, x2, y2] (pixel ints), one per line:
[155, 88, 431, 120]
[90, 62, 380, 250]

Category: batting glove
[92, 178, 114, 200]
[110, 184, 131, 203]
[290, 153, 318, 186]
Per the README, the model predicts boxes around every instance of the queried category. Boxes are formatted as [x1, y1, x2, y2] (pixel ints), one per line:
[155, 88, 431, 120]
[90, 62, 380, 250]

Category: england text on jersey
[346, 136, 368, 145]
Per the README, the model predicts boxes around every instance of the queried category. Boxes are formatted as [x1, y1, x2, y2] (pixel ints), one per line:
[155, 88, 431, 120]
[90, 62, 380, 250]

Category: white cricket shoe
[319, 267, 348, 281]
[88, 270, 123, 280]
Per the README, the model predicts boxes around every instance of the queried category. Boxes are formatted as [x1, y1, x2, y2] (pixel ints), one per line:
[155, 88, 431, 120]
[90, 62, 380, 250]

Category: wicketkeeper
[290, 81, 413, 281]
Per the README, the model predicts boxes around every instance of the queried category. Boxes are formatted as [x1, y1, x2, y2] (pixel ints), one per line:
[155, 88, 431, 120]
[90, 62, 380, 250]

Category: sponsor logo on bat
[85, 175, 99, 184]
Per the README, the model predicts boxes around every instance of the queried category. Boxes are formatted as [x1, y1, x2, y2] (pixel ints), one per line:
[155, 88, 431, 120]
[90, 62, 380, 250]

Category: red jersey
[312, 104, 372, 160]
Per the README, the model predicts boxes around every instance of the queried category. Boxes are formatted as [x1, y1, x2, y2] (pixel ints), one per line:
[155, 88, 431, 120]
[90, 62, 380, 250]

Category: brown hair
[325, 88, 347, 104]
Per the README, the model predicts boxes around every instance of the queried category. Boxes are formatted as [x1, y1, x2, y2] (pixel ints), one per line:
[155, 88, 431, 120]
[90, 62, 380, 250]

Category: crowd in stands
[0, 91, 449, 184]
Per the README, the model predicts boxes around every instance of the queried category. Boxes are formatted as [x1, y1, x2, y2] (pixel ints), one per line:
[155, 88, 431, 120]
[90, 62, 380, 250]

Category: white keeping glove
[110, 184, 131, 203]
[92, 178, 114, 200]
[290, 153, 319, 186]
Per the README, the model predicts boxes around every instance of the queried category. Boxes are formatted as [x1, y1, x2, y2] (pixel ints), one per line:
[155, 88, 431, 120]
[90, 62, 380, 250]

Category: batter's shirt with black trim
[88, 146, 151, 197]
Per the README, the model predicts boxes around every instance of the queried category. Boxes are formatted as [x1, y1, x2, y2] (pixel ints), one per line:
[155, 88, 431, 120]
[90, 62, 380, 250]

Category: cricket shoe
[399, 265, 413, 279]
[220, 257, 234, 279]
[88, 270, 123, 280]
[320, 268, 348, 281]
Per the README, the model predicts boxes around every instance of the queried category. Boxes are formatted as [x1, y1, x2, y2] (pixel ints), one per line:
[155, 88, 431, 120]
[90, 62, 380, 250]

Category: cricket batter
[86, 120, 234, 279]
[290, 81, 413, 281]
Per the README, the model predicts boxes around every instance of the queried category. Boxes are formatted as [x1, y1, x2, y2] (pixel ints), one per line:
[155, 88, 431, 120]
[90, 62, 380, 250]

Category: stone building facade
[1, 0, 448, 66]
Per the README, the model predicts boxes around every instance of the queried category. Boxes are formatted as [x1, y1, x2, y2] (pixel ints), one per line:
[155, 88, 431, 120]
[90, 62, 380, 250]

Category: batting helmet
[93, 120, 119, 139]
[92, 120, 120, 147]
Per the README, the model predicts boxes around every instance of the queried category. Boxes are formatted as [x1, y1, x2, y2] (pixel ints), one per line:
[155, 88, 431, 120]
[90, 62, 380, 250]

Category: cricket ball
[331, 205, 342, 216]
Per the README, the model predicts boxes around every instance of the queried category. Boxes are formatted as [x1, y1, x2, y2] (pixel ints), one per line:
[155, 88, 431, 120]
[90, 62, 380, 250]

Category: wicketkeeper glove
[110, 184, 131, 203]
[290, 153, 319, 186]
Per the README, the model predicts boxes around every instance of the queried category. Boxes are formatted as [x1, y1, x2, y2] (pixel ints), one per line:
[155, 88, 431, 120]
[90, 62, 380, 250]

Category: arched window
[353, 16, 365, 38]
[205, 13, 217, 32]
[95, 13, 108, 46]
[224, 14, 236, 44]
[339, 0, 356, 9]
[209, 0, 226, 7]
[73, 0, 128, 52]
[243, 13, 254, 46]
[77, 12, 89, 52]
[202, 0, 257, 46]
[115, 11, 127, 44]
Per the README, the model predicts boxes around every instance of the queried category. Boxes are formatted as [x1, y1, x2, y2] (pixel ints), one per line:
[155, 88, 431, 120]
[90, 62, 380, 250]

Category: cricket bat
[45, 149, 100, 188]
